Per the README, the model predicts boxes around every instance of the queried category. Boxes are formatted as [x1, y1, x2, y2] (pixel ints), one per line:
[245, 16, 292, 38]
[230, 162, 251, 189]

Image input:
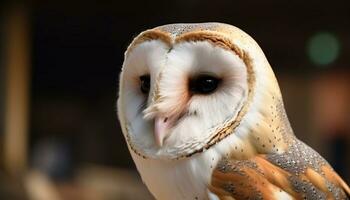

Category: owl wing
[209, 140, 350, 200]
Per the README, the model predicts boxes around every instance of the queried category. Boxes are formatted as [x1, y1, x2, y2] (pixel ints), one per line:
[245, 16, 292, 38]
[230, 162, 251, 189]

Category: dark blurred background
[0, 1, 349, 199]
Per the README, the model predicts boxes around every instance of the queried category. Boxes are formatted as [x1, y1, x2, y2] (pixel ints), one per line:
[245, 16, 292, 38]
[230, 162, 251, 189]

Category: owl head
[118, 23, 282, 160]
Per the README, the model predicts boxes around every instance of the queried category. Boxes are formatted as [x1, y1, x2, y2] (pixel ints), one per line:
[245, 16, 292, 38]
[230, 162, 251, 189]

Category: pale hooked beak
[154, 116, 175, 147]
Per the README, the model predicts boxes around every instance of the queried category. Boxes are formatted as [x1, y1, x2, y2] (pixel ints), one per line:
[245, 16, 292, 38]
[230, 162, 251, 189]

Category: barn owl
[117, 23, 350, 200]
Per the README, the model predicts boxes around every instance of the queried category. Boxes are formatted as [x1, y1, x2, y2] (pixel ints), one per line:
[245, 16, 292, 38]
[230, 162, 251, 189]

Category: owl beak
[154, 116, 174, 147]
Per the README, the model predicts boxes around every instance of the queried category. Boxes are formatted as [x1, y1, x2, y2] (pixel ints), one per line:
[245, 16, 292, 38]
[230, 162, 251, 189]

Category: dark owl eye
[140, 75, 150, 94]
[189, 75, 221, 94]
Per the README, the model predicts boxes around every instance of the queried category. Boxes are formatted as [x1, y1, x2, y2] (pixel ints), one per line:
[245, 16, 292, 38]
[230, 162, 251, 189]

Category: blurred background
[0, 1, 349, 199]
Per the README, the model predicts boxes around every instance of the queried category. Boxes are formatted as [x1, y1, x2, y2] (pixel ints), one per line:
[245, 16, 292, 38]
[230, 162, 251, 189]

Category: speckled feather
[208, 91, 349, 199]
[210, 99, 350, 200]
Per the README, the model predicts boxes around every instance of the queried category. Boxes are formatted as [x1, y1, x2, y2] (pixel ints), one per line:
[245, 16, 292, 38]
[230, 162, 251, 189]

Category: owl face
[118, 25, 255, 159]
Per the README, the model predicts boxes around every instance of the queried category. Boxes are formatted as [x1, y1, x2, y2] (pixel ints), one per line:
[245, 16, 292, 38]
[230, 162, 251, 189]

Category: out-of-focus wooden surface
[1, 165, 154, 200]
[24, 166, 154, 200]
[3, 5, 30, 178]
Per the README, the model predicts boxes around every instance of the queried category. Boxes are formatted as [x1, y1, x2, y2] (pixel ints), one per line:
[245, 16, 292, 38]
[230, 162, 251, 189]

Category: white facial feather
[119, 40, 168, 152]
[119, 40, 248, 159]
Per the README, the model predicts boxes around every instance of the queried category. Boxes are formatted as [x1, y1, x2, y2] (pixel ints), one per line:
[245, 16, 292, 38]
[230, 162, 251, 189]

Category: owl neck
[241, 86, 295, 159]
[226, 71, 295, 160]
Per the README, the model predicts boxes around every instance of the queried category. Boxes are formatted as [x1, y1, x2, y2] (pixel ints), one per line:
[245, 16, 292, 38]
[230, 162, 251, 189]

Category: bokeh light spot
[307, 32, 340, 66]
